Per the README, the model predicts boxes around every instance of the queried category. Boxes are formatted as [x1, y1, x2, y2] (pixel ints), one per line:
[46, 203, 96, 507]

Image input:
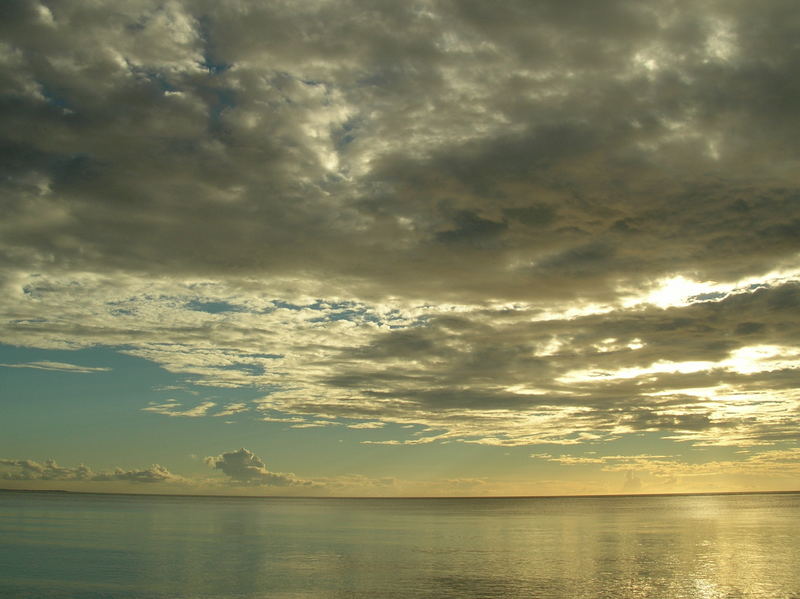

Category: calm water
[1, 491, 798, 598]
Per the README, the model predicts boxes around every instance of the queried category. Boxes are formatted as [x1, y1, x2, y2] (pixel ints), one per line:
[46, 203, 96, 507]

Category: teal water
[1, 491, 798, 598]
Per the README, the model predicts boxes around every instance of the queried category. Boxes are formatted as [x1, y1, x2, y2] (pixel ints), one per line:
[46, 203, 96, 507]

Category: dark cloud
[435, 210, 508, 247]
[0, 0, 797, 300]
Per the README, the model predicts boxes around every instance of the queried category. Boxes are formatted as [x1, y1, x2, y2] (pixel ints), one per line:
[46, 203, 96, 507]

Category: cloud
[532, 448, 800, 483]
[4, 271, 800, 449]
[1, 0, 799, 458]
[2, 0, 798, 299]
[347, 421, 385, 429]
[0, 458, 181, 483]
[204, 448, 318, 487]
[213, 402, 249, 417]
[143, 400, 216, 418]
[90, 464, 180, 484]
[0, 458, 92, 481]
[0, 361, 110, 373]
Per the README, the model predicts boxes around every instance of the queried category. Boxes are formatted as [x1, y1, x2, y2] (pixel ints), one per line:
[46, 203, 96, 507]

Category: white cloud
[0, 361, 111, 373]
[532, 449, 800, 481]
[213, 402, 249, 417]
[0, 458, 182, 483]
[204, 448, 318, 487]
[143, 400, 216, 418]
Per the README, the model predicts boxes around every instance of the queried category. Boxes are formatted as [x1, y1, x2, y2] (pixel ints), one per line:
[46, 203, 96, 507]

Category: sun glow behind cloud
[627, 266, 800, 310]
[559, 344, 800, 385]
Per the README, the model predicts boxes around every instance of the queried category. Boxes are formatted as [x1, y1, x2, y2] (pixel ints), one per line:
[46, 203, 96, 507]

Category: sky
[1, 0, 799, 497]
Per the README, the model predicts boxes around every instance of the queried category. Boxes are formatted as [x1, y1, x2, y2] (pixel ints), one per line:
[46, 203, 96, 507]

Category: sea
[0, 491, 798, 598]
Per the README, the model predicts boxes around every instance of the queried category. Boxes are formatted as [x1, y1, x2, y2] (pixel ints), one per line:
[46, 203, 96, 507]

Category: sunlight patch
[626, 267, 800, 309]
[724, 345, 800, 374]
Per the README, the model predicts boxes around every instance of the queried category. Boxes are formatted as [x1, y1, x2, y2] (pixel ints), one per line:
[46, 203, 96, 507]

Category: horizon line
[2, 488, 798, 501]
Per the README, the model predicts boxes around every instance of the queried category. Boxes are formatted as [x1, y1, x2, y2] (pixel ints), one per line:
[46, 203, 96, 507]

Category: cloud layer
[0, 458, 179, 483]
[3, 0, 799, 297]
[1, 0, 798, 462]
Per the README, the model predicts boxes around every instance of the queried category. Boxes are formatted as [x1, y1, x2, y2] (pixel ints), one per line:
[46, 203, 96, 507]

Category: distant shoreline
[2, 487, 798, 501]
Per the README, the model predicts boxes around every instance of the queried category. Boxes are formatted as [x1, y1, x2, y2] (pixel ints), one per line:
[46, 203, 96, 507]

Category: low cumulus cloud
[90, 464, 178, 484]
[204, 448, 318, 487]
[0, 458, 181, 483]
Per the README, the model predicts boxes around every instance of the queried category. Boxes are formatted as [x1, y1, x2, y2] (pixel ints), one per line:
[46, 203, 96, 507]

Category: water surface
[1, 491, 798, 598]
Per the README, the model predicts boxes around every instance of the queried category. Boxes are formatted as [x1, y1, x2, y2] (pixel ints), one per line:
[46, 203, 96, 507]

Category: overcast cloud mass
[1, 0, 798, 494]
